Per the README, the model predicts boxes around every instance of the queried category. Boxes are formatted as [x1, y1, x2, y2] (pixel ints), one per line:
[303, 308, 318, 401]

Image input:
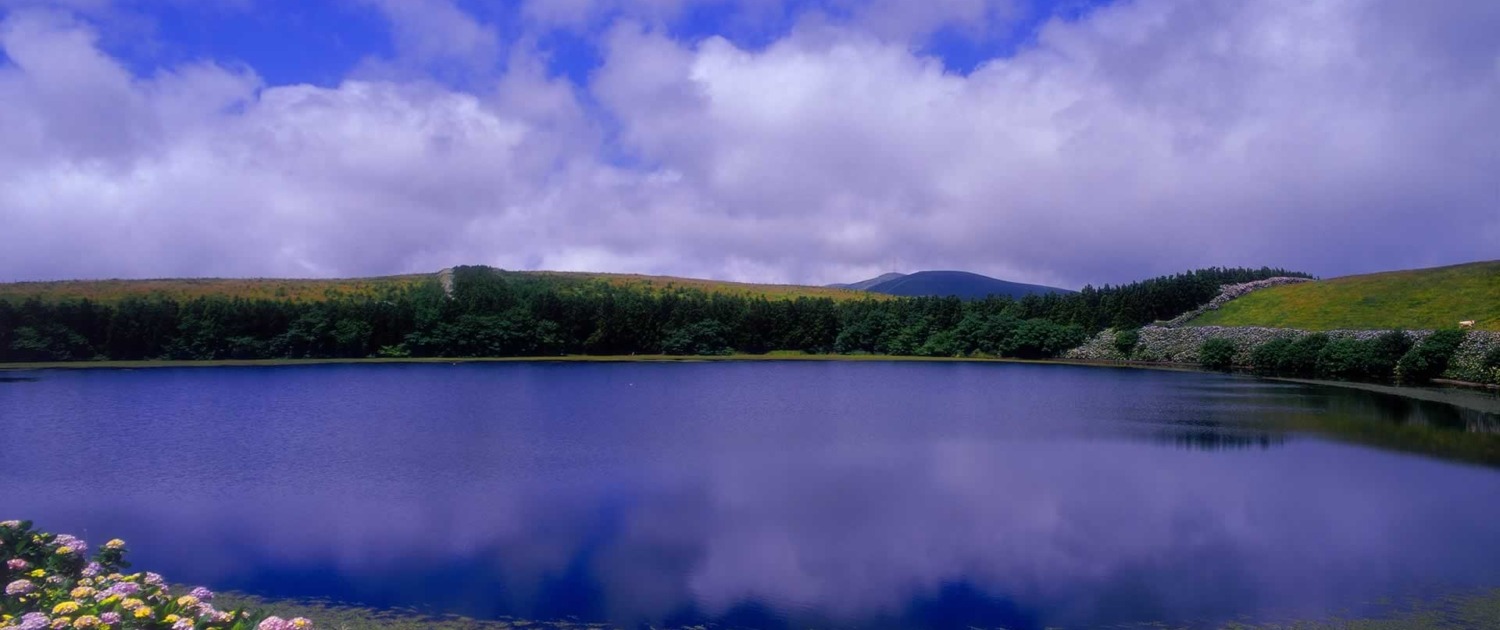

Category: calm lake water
[2, 362, 1499, 628]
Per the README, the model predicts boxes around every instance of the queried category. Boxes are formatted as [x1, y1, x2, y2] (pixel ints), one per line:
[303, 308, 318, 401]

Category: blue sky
[0, 0, 1497, 286]
[100, 0, 1116, 86]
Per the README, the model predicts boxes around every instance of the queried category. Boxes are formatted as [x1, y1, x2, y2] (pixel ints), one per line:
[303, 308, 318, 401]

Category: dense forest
[0, 266, 1308, 363]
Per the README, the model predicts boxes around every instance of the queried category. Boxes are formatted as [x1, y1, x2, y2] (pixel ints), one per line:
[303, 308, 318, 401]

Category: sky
[0, 0, 1496, 289]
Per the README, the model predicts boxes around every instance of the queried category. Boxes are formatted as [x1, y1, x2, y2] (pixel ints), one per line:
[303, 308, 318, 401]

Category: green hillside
[518, 270, 884, 301]
[1190, 260, 1500, 331]
[0, 269, 878, 304]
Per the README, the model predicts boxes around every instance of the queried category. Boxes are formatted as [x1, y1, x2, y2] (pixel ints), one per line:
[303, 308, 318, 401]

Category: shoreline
[4, 354, 1496, 414]
[0, 353, 1027, 371]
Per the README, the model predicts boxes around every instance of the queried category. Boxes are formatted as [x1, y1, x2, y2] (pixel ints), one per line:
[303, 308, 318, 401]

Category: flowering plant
[1, 521, 311, 630]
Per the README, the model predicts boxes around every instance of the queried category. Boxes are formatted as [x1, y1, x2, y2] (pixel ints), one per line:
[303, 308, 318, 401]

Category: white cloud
[0, 0, 1497, 286]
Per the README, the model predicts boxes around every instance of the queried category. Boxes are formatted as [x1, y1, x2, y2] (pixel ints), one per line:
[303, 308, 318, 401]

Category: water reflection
[2, 362, 1498, 629]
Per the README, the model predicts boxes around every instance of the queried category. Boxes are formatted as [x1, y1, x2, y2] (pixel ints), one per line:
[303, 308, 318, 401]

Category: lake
[2, 361, 1499, 628]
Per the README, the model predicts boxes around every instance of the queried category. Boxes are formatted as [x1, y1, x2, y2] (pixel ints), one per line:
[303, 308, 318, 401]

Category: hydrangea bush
[1, 521, 312, 630]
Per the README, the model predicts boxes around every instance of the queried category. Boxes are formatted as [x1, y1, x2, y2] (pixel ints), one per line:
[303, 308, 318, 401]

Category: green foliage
[1248, 334, 1329, 377]
[1395, 329, 1468, 384]
[1003, 320, 1087, 359]
[1113, 329, 1140, 358]
[1313, 331, 1412, 382]
[1191, 259, 1500, 331]
[0, 266, 1311, 364]
[1317, 338, 1373, 381]
[1198, 338, 1237, 371]
[661, 321, 732, 356]
[1483, 346, 1500, 385]
[1248, 338, 1293, 376]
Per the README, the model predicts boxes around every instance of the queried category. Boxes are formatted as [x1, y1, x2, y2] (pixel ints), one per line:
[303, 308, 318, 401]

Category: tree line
[0, 266, 1307, 363]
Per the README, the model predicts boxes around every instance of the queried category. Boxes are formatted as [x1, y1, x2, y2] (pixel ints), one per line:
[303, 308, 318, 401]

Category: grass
[510, 270, 884, 301]
[1190, 260, 1500, 331]
[0, 269, 881, 304]
[0, 274, 435, 303]
[214, 588, 1500, 630]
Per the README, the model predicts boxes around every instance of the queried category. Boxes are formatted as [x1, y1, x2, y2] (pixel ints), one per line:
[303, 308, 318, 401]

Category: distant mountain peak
[829, 270, 1072, 300]
[827, 272, 907, 291]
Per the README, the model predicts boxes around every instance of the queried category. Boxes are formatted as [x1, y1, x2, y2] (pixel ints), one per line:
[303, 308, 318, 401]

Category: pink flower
[258, 616, 290, 630]
[7, 559, 29, 571]
[16, 612, 50, 630]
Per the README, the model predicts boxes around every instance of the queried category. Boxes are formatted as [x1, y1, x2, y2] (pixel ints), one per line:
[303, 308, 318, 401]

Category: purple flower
[7, 559, 29, 571]
[257, 616, 290, 630]
[53, 534, 88, 554]
[16, 612, 50, 630]
[99, 612, 121, 624]
[106, 582, 141, 597]
[81, 562, 103, 577]
[144, 572, 165, 586]
[172, 619, 196, 630]
[6, 578, 37, 596]
[190, 586, 215, 601]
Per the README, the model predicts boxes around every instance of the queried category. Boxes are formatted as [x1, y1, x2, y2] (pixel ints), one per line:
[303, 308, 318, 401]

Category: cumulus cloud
[0, 0, 1496, 286]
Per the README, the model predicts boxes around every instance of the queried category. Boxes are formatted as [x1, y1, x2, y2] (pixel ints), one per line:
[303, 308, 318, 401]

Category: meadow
[1190, 260, 1500, 331]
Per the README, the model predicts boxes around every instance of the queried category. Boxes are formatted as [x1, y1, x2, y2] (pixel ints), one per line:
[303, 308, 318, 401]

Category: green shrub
[1003, 319, 1087, 359]
[1395, 329, 1467, 384]
[1484, 346, 1500, 385]
[1113, 329, 1140, 358]
[1283, 334, 1330, 377]
[1249, 338, 1293, 375]
[1485, 346, 1500, 371]
[1314, 331, 1413, 383]
[1199, 338, 1237, 371]
[1366, 329, 1414, 380]
[661, 320, 733, 356]
[1316, 338, 1372, 380]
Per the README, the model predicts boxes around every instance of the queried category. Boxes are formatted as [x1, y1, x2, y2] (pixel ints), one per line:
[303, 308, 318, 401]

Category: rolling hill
[0, 269, 882, 304]
[1189, 260, 1500, 331]
[831, 270, 1074, 300]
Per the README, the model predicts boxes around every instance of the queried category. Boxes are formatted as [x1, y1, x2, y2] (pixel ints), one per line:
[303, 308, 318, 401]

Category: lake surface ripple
[2, 362, 1498, 628]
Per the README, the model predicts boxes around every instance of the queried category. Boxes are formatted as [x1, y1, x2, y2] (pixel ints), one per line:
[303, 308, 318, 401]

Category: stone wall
[1065, 325, 1500, 382]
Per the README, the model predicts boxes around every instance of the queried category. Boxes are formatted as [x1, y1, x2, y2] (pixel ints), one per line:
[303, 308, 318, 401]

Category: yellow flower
[56, 546, 76, 555]
[163, 614, 180, 623]
[28, 569, 46, 578]
[52, 601, 81, 615]
[132, 607, 152, 620]
[103, 539, 126, 550]
[71, 586, 96, 599]
[290, 618, 313, 628]
[120, 598, 145, 610]
[100, 595, 120, 606]
[121, 574, 140, 583]
[73, 615, 101, 628]
[176, 596, 199, 607]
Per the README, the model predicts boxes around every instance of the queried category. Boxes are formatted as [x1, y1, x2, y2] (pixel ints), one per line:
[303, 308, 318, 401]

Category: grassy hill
[1190, 260, 1500, 331]
[518, 271, 883, 301]
[0, 275, 434, 303]
[0, 269, 880, 304]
